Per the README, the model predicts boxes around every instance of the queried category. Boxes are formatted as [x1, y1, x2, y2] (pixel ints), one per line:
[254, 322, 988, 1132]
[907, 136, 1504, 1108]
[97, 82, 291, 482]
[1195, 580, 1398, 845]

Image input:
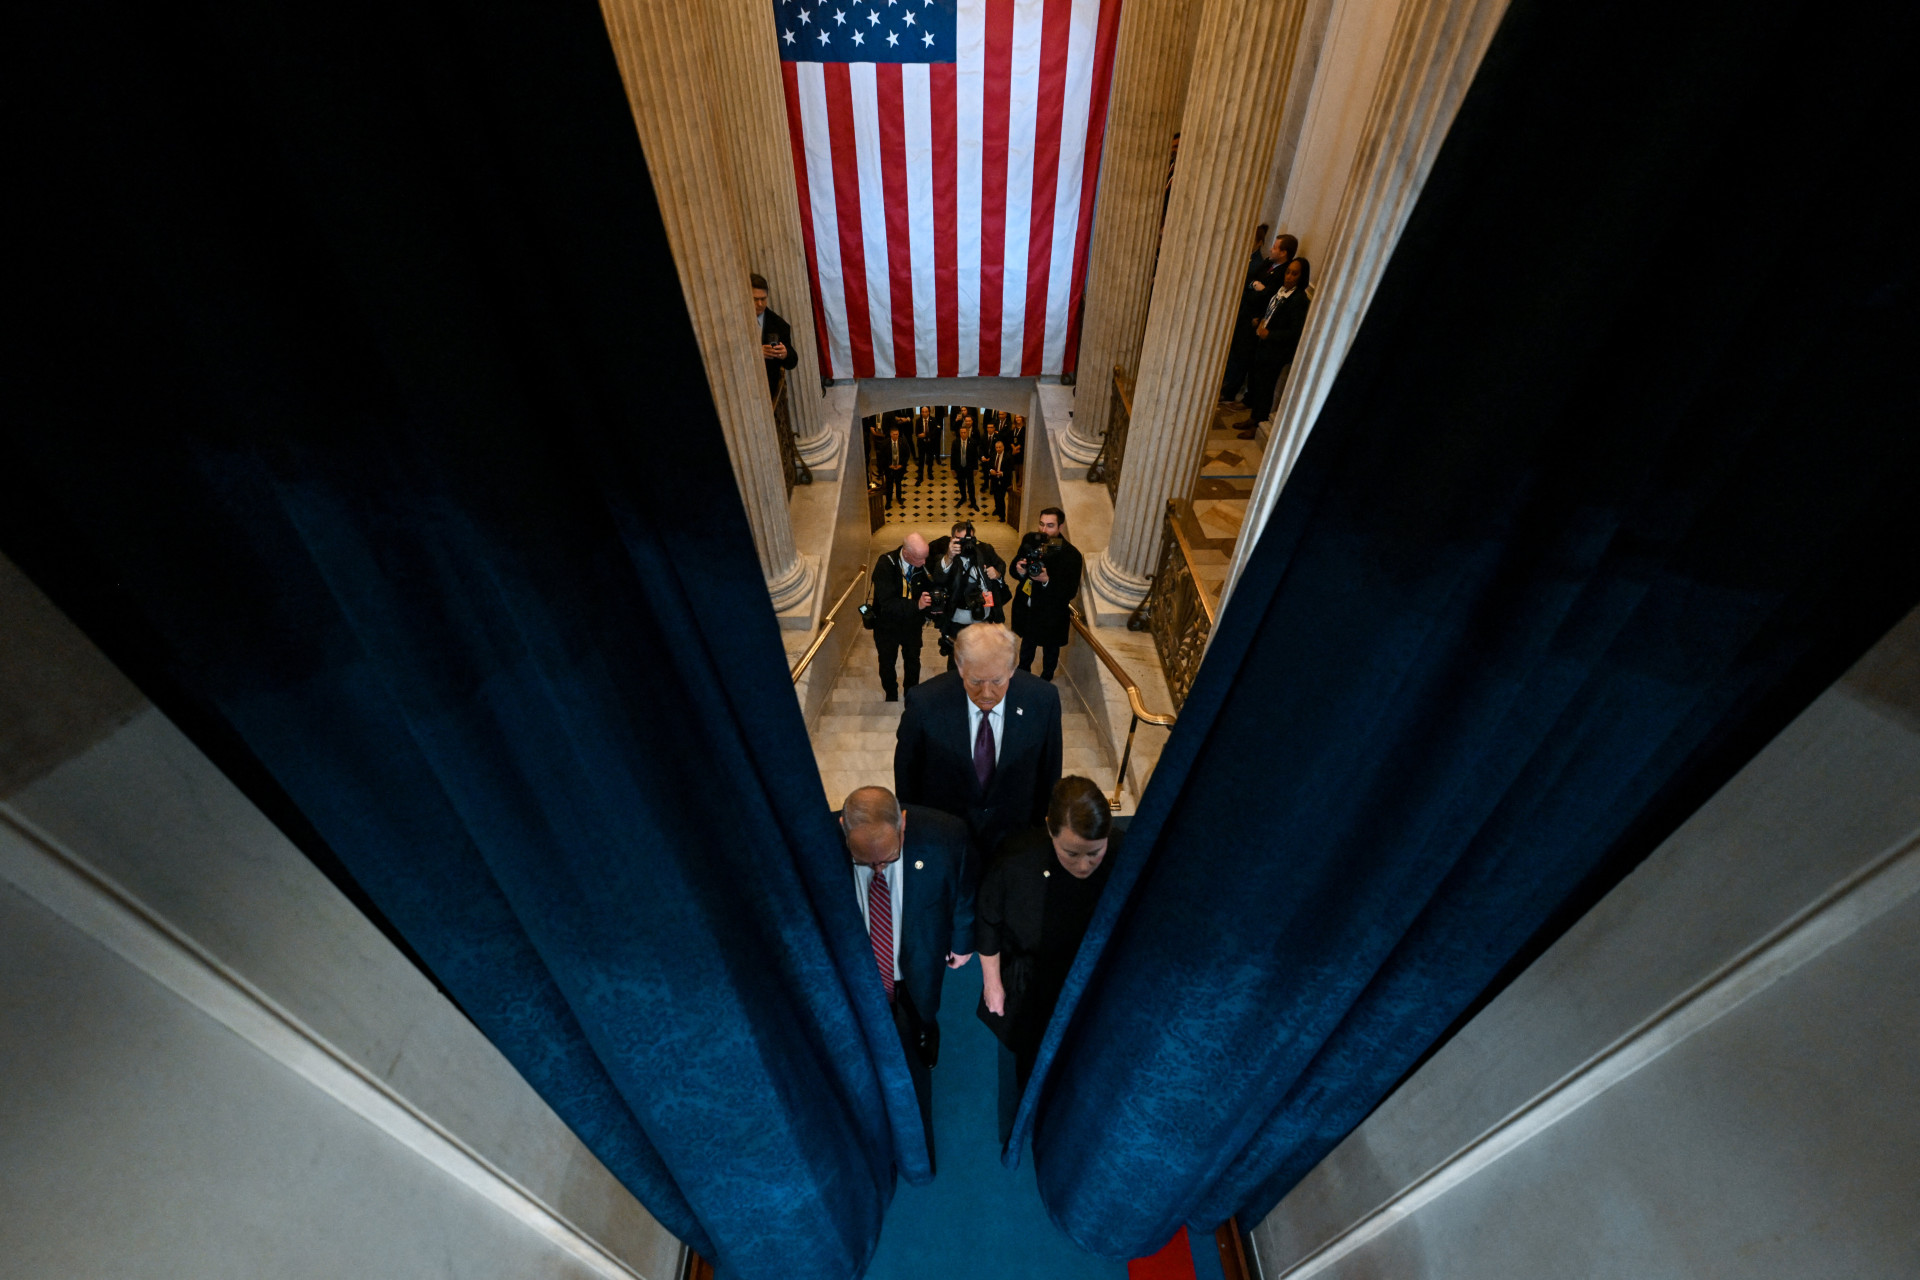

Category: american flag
[776, 0, 1122, 379]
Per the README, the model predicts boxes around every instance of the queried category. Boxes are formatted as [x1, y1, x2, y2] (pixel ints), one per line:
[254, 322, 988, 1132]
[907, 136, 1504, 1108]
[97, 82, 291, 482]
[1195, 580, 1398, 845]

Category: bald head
[901, 533, 929, 567]
[841, 786, 905, 865]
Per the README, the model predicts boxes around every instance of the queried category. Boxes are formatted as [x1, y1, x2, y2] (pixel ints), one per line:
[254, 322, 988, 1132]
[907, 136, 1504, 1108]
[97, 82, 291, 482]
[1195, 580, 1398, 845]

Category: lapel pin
[1016, 706, 1024, 716]
[1043, 869, 1050, 877]
[914, 860, 924, 870]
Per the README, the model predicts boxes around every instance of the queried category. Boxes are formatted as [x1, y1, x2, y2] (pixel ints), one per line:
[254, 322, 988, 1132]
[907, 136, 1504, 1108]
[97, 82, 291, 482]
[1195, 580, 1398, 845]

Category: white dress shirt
[967, 700, 1006, 769]
[853, 858, 903, 980]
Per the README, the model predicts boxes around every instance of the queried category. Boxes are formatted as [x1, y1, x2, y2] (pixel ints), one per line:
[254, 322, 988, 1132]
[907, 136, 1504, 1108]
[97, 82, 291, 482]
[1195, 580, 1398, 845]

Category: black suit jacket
[984, 447, 1014, 492]
[951, 437, 981, 475]
[1251, 287, 1311, 371]
[1010, 537, 1084, 647]
[835, 806, 978, 1030]
[870, 548, 929, 639]
[895, 671, 1063, 859]
[761, 307, 799, 400]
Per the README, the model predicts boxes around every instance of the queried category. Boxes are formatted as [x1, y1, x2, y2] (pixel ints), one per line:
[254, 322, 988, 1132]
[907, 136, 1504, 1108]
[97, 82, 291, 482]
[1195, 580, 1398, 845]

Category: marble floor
[1185, 403, 1265, 599]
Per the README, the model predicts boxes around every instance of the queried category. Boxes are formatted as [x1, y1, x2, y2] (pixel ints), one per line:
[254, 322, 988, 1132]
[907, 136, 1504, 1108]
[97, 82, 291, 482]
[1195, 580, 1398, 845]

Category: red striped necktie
[868, 865, 894, 1002]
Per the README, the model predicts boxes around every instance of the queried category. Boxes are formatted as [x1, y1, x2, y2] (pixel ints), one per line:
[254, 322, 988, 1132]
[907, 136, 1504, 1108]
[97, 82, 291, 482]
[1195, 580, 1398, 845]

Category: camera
[1018, 531, 1063, 576]
[908, 565, 948, 613]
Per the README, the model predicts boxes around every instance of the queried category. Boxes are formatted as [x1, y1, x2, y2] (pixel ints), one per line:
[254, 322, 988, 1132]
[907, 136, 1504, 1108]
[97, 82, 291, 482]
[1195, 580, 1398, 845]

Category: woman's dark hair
[1047, 776, 1112, 841]
[1286, 256, 1312, 291]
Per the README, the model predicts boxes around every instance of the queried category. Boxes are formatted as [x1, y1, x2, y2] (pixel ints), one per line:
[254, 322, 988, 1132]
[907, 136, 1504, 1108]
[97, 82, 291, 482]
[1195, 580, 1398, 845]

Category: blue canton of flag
[773, 0, 956, 63]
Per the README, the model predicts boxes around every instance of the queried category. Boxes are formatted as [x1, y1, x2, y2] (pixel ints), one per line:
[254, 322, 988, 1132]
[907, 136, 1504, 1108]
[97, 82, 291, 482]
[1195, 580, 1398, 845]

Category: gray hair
[953, 622, 1019, 674]
[842, 786, 902, 829]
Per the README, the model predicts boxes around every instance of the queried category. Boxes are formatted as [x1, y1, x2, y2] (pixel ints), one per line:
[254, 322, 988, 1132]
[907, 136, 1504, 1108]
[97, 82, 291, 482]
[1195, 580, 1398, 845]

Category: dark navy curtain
[1012, 0, 1920, 1257]
[8, 2, 925, 1278]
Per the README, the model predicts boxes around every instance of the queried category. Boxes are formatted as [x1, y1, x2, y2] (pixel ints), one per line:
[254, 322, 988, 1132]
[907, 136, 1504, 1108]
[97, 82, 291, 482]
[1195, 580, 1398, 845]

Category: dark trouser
[1220, 327, 1255, 401]
[1247, 355, 1288, 425]
[893, 990, 935, 1172]
[914, 441, 935, 482]
[876, 630, 922, 694]
[990, 483, 1008, 519]
[955, 467, 978, 508]
[883, 468, 905, 507]
[1019, 636, 1060, 679]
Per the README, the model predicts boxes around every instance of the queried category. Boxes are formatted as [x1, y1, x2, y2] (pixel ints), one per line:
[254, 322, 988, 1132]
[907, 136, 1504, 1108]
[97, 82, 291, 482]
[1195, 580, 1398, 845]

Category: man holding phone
[752, 273, 799, 400]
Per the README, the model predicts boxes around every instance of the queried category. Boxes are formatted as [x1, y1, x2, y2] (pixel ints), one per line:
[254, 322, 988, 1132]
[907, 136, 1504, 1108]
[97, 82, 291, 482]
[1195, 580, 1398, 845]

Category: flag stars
[922, 30, 934, 45]
[885, 28, 899, 45]
[832, 7, 846, 24]
[797, 7, 810, 23]
[782, 27, 795, 43]
[867, 8, 880, 23]
[851, 28, 864, 45]
[901, 10, 915, 24]
[817, 27, 831, 43]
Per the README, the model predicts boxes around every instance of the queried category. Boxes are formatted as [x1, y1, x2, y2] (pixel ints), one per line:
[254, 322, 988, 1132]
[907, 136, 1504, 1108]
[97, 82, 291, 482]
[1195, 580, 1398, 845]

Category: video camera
[1017, 531, 1065, 577]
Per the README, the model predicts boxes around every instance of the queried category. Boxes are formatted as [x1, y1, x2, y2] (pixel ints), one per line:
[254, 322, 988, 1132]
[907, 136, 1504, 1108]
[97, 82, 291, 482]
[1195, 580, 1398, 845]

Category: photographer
[932, 521, 1006, 671]
[869, 533, 936, 701]
[1009, 507, 1083, 683]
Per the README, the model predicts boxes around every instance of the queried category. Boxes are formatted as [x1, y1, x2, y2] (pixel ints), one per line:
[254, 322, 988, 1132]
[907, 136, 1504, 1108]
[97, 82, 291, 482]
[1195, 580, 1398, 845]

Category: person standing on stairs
[1010, 508, 1083, 682]
[870, 533, 934, 702]
[976, 776, 1122, 1141]
[895, 622, 1062, 864]
[839, 785, 977, 1165]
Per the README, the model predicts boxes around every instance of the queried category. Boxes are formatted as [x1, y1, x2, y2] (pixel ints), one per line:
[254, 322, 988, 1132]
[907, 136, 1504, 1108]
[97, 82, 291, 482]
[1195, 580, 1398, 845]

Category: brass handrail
[1069, 605, 1176, 727]
[1166, 510, 1218, 627]
[790, 569, 868, 685]
[1068, 603, 1175, 810]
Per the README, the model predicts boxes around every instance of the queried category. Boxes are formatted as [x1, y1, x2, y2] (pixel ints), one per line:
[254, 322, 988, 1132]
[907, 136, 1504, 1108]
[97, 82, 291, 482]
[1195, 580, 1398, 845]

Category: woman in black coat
[1245, 255, 1312, 433]
[977, 777, 1122, 1096]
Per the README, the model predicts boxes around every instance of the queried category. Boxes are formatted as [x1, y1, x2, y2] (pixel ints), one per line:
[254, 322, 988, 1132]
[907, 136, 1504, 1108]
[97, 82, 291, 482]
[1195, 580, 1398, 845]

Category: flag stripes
[779, 0, 1120, 380]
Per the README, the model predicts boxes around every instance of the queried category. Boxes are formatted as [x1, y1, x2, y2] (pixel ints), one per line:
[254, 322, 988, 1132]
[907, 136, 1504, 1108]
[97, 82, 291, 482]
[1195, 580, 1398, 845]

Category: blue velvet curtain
[8, 2, 925, 1277]
[1012, 0, 1920, 1256]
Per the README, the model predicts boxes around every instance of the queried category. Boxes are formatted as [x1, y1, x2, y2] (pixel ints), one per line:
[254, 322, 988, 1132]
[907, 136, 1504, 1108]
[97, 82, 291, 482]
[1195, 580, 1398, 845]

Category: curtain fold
[8, 1, 925, 1277]
[1009, 0, 1920, 1256]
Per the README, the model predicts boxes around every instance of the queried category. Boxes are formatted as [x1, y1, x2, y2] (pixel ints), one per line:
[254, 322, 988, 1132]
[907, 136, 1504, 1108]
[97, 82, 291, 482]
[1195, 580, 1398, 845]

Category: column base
[1058, 425, 1104, 480]
[794, 427, 843, 481]
[1084, 549, 1150, 627]
[768, 552, 822, 628]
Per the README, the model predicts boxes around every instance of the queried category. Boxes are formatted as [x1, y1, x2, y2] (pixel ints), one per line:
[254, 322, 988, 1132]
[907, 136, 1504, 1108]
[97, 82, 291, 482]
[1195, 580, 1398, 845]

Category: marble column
[1086, 0, 1311, 617]
[1063, 0, 1200, 473]
[1219, 0, 1511, 608]
[705, 0, 838, 476]
[598, 0, 816, 614]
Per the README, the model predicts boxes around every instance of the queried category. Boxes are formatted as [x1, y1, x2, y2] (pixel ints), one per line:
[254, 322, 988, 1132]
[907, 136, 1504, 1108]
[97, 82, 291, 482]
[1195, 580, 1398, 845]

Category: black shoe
[1041, 671, 1056, 682]
[917, 1025, 941, 1068]
[884, 689, 899, 702]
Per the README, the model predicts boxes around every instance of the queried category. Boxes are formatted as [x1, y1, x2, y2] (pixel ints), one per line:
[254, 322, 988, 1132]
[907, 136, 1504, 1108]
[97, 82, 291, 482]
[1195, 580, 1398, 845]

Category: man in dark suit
[840, 786, 975, 1066]
[838, 786, 976, 1149]
[913, 407, 939, 486]
[1010, 507, 1083, 682]
[881, 426, 908, 509]
[950, 423, 982, 512]
[984, 436, 1014, 520]
[1220, 234, 1296, 405]
[870, 533, 933, 700]
[751, 273, 799, 400]
[895, 622, 1063, 863]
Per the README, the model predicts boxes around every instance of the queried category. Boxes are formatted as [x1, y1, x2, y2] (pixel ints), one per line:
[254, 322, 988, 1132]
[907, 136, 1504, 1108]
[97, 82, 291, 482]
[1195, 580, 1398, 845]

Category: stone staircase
[809, 644, 1110, 816]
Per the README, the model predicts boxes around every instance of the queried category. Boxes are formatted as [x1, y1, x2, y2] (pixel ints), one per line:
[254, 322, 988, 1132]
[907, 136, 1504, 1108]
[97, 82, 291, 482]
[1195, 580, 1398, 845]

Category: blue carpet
[863, 958, 1128, 1280]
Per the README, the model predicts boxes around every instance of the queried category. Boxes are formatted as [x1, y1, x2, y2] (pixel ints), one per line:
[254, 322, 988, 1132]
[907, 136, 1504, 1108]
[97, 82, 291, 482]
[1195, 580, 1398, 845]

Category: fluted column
[1063, 0, 1199, 469]
[598, 0, 815, 613]
[1219, 0, 1511, 609]
[1086, 0, 1310, 613]
[705, 0, 836, 472]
